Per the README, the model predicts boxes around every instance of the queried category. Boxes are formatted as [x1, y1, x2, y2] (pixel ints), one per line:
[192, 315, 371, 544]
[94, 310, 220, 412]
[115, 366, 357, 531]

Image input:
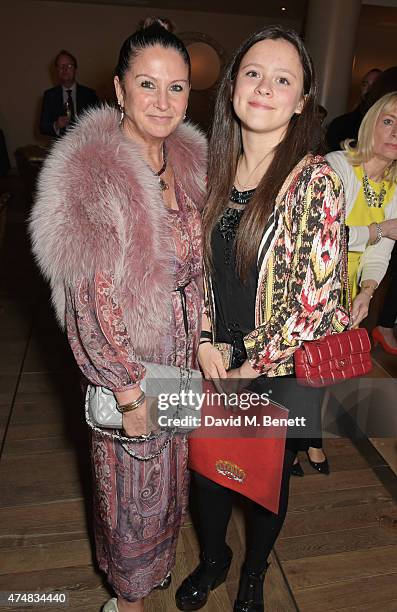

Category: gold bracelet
[117, 390, 146, 414]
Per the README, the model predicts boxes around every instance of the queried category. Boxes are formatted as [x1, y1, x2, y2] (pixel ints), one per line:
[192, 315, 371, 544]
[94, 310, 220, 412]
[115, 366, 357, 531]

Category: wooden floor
[1, 176, 397, 611]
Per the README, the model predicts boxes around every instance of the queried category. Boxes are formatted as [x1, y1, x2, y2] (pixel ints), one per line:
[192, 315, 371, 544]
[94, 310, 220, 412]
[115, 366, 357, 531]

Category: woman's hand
[221, 360, 260, 396]
[121, 401, 149, 437]
[115, 387, 151, 437]
[351, 291, 372, 326]
[198, 342, 227, 380]
[227, 359, 260, 380]
[381, 219, 397, 240]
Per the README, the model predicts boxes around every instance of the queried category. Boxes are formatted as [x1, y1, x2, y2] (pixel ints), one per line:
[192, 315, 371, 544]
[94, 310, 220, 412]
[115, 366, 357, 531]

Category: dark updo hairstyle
[138, 16, 175, 33]
[115, 17, 191, 84]
[203, 25, 322, 279]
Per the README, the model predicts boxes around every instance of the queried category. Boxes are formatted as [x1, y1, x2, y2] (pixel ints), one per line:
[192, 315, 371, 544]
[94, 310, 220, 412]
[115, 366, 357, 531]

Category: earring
[183, 112, 187, 121]
[118, 102, 124, 125]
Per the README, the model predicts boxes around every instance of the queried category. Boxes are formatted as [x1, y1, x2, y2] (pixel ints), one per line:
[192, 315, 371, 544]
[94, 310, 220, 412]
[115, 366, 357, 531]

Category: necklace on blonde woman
[362, 172, 386, 208]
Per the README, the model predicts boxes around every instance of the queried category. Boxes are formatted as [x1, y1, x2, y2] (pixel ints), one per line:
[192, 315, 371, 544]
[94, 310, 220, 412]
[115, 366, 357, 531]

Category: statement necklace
[152, 145, 169, 191]
[362, 172, 386, 208]
[230, 185, 255, 205]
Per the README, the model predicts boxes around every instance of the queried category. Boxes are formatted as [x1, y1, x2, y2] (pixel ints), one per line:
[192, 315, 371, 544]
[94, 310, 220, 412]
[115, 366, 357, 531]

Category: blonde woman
[327, 92, 397, 328]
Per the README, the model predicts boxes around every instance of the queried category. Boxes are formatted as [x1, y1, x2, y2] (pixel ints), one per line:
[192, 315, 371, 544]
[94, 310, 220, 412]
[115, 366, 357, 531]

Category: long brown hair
[203, 25, 322, 280]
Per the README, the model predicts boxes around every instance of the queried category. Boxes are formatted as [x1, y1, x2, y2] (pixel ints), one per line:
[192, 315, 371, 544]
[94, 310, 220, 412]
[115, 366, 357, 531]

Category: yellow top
[347, 165, 396, 299]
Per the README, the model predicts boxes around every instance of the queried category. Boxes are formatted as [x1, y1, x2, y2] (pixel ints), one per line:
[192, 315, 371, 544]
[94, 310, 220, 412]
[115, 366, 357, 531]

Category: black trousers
[308, 437, 323, 449]
[191, 448, 296, 572]
[378, 242, 397, 328]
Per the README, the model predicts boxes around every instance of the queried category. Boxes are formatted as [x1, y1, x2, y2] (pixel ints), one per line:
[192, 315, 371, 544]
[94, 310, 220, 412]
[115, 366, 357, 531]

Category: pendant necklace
[234, 149, 273, 194]
[152, 144, 169, 191]
[362, 169, 386, 208]
[120, 120, 169, 190]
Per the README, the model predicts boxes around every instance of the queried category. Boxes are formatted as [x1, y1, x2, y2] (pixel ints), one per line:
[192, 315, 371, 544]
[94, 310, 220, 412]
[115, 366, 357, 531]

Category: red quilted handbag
[294, 327, 372, 387]
[294, 200, 372, 387]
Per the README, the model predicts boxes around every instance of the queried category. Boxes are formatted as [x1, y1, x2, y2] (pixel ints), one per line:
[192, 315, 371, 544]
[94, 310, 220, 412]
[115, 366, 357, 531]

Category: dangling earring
[118, 102, 124, 126]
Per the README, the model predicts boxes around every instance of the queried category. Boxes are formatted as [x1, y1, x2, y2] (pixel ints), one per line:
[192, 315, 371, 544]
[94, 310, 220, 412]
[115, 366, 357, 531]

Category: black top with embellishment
[211, 186, 258, 365]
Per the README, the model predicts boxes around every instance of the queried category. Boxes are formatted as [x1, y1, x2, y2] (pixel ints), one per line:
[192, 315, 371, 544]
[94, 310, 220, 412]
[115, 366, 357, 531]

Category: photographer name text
[158, 414, 306, 428]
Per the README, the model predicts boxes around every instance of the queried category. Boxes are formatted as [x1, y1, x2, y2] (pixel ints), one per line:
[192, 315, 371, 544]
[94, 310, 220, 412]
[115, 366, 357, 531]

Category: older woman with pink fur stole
[29, 20, 206, 612]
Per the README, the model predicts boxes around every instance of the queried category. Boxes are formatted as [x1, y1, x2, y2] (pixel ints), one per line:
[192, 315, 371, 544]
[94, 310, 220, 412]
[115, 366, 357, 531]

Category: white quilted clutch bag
[85, 362, 202, 431]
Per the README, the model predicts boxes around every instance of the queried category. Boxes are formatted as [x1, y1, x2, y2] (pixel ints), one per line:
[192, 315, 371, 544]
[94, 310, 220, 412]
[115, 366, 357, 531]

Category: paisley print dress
[65, 184, 202, 601]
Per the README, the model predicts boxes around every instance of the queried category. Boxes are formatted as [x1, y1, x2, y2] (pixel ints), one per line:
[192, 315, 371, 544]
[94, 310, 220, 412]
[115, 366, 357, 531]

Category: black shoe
[155, 573, 171, 590]
[291, 461, 304, 477]
[233, 562, 269, 611]
[306, 450, 330, 475]
[175, 545, 232, 611]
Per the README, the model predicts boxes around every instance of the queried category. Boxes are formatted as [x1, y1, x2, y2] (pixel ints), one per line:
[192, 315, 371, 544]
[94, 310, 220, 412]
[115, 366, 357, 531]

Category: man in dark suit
[39, 50, 98, 137]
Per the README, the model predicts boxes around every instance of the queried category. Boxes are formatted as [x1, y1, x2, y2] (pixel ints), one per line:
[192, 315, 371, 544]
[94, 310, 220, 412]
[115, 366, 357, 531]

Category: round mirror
[180, 32, 225, 91]
[187, 42, 221, 90]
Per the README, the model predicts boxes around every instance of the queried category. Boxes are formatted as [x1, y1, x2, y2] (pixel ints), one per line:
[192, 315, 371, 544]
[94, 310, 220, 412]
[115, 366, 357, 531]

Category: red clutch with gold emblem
[188, 382, 288, 513]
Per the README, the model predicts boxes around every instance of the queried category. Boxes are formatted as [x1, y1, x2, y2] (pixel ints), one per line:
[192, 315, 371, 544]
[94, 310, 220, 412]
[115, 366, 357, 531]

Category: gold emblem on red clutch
[215, 459, 246, 483]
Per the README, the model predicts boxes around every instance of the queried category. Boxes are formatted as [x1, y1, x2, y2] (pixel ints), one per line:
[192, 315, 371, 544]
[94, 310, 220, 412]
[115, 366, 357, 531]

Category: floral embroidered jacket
[205, 155, 349, 377]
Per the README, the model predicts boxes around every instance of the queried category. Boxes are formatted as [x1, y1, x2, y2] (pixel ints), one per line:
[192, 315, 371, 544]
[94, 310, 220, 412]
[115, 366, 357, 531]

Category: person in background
[326, 68, 382, 151]
[372, 242, 397, 354]
[293, 92, 397, 477]
[31, 21, 206, 612]
[363, 69, 397, 354]
[176, 25, 346, 612]
[327, 92, 397, 329]
[39, 49, 98, 137]
[364, 67, 397, 114]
